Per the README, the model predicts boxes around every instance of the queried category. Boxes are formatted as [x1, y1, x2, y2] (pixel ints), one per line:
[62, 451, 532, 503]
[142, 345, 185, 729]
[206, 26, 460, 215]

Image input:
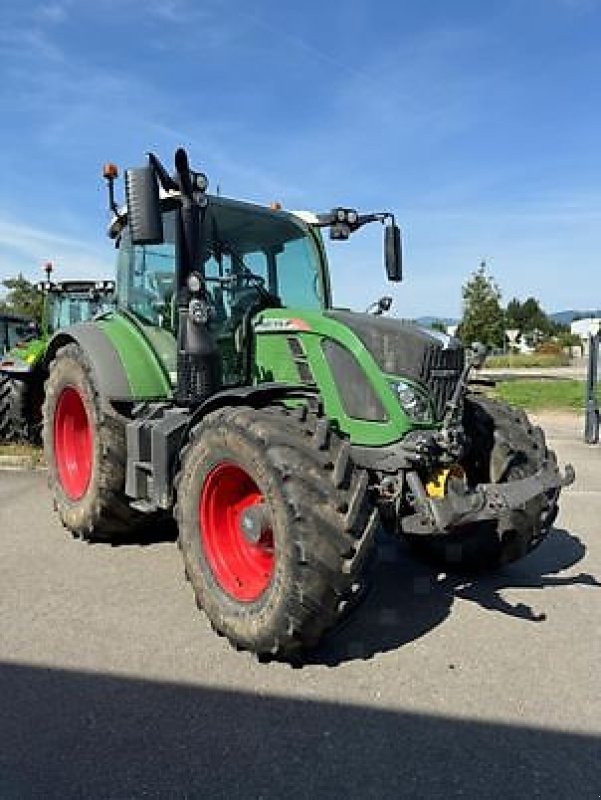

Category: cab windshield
[116, 198, 328, 329]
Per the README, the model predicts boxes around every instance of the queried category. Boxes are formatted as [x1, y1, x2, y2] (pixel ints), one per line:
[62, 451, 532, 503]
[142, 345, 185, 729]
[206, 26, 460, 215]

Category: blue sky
[0, 0, 600, 318]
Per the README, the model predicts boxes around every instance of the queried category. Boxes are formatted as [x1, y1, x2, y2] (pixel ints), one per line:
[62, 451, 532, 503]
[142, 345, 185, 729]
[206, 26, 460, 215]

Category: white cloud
[0, 217, 109, 283]
[0, 24, 63, 62]
[34, 2, 70, 24]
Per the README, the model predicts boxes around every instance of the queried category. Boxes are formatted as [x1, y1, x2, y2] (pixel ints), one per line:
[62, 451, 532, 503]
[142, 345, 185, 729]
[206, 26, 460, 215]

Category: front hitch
[402, 460, 575, 536]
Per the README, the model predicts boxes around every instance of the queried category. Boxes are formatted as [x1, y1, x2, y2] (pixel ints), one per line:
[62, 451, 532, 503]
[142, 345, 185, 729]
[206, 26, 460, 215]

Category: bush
[535, 341, 563, 355]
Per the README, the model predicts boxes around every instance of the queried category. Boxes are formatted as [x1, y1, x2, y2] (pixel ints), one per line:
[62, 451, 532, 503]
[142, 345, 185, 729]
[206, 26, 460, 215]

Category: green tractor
[41, 150, 573, 658]
[0, 277, 115, 442]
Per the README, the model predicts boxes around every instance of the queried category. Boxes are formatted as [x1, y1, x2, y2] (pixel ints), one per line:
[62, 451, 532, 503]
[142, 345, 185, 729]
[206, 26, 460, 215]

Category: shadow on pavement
[1, 661, 598, 800]
[85, 516, 180, 547]
[68, 508, 600, 669]
[454, 527, 601, 620]
[307, 527, 600, 666]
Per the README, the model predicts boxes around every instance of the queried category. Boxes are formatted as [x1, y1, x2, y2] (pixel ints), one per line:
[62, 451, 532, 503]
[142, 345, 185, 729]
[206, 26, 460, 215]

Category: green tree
[557, 330, 582, 349]
[1, 274, 44, 325]
[505, 297, 524, 329]
[458, 262, 504, 349]
[505, 295, 559, 343]
[430, 320, 448, 334]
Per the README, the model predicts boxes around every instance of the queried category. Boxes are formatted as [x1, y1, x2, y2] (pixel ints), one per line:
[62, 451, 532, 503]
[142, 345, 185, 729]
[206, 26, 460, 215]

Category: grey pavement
[0, 414, 600, 799]
[481, 365, 586, 380]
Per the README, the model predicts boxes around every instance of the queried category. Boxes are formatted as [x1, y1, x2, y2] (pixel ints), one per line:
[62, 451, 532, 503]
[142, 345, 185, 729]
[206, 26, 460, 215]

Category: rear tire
[176, 404, 378, 658]
[404, 395, 559, 573]
[0, 373, 30, 442]
[43, 343, 145, 540]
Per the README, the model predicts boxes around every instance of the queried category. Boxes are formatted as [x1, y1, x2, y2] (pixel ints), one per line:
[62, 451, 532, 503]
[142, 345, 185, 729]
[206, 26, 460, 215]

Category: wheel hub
[238, 503, 271, 545]
[53, 385, 93, 501]
[199, 463, 274, 602]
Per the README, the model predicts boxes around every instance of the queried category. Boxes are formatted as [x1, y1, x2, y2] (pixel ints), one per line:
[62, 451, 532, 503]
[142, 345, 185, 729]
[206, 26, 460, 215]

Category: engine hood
[325, 309, 465, 419]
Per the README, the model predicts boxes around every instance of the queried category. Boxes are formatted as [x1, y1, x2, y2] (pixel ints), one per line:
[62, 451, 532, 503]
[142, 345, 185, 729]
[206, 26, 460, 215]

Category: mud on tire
[0, 373, 30, 442]
[175, 403, 379, 659]
[43, 343, 145, 540]
[405, 394, 560, 573]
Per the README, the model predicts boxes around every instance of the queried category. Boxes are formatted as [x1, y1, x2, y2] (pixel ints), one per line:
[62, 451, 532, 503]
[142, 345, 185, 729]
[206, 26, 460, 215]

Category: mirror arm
[315, 210, 395, 231]
[357, 212, 392, 227]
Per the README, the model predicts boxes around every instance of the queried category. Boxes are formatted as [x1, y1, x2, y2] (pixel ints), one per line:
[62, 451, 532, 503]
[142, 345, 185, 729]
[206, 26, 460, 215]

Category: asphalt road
[1, 414, 600, 799]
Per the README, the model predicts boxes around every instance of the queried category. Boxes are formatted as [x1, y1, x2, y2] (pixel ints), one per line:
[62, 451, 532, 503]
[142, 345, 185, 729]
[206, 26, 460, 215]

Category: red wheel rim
[199, 462, 274, 602]
[54, 386, 93, 501]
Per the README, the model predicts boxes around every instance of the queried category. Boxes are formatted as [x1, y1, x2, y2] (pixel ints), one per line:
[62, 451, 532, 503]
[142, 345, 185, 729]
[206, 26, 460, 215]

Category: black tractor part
[404, 395, 561, 572]
[175, 403, 378, 659]
[0, 374, 30, 442]
[43, 343, 148, 540]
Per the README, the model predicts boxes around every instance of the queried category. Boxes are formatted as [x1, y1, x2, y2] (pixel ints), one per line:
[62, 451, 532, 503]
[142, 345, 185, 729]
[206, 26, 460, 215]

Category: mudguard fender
[44, 324, 132, 401]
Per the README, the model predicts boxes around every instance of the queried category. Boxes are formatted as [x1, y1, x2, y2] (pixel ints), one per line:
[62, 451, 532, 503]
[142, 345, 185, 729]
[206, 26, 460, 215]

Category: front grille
[421, 345, 464, 420]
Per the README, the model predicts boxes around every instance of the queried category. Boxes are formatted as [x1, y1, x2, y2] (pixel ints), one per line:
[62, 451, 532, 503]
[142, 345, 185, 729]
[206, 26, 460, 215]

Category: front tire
[43, 343, 145, 540]
[404, 395, 559, 573]
[176, 404, 378, 658]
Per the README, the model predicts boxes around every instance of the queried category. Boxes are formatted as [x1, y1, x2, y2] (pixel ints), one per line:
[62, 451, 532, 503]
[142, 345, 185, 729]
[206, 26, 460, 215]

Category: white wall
[571, 317, 601, 338]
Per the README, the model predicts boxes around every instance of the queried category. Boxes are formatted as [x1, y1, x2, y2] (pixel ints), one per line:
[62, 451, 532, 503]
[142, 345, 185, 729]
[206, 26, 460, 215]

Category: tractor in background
[40, 150, 573, 659]
[1, 313, 33, 356]
[0, 272, 115, 442]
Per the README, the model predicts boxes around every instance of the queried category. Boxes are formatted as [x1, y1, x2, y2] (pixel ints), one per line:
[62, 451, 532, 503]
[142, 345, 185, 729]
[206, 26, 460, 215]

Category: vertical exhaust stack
[123, 148, 222, 407]
[172, 147, 222, 407]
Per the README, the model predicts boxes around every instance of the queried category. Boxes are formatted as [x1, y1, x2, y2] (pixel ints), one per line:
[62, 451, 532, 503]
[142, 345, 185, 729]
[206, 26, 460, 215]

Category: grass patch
[490, 379, 586, 411]
[485, 352, 570, 368]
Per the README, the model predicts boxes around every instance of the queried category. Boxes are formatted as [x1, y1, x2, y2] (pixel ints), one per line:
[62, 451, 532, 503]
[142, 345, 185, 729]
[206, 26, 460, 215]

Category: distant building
[571, 317, 601, 356]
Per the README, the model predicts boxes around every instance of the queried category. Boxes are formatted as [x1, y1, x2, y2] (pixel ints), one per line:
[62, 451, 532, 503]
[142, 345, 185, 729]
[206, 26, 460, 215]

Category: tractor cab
[111, 196, 333, 386]
[113, 198, 330, 322]
[107, 149, 401, 403]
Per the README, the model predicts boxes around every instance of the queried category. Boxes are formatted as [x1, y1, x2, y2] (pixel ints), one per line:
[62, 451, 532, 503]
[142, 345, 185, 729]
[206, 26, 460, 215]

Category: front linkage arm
[402, 459, 575, 536]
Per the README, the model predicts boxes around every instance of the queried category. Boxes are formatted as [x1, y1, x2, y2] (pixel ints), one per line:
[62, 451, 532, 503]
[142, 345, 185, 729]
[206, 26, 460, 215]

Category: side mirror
[124, 166, 163, 245]
[385, 224, 402, 282]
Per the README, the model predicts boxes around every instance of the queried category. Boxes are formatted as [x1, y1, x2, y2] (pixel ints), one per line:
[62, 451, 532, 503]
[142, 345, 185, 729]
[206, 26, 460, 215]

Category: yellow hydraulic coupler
[425, 465, 466, 498]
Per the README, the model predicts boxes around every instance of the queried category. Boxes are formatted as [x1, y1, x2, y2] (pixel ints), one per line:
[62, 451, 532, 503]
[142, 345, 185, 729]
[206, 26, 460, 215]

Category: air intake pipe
[172, 148, 221, 406]
[124, 147, 222, 406]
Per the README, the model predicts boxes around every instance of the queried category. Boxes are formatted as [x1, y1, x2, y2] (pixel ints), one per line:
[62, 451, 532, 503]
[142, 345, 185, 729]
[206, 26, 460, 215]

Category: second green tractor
[0, 278, 115, 442]
[41, 150, 573, 659]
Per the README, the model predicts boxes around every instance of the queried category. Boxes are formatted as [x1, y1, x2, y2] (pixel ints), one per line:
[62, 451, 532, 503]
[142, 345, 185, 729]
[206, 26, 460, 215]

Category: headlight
[187, 272, 202, 293]
[391, 379, 432, 422]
